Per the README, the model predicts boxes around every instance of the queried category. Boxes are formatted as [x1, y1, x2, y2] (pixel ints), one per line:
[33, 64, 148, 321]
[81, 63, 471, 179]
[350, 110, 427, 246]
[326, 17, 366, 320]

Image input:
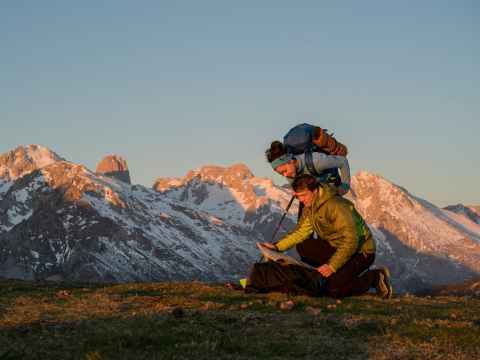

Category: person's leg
[324, 253, 376, 298]
[296, 238, 336, 268]
[245, 262, 324, 295]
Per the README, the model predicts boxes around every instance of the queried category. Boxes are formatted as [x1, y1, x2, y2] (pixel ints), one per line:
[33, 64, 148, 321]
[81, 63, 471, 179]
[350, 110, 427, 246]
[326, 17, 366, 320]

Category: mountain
[1, 145, 479, 293]
[157, 168, 480, 293]
[0, 145, 62, 219]
[349, 172, 480, 292]
[0, 147, 263, 282]
[153, 164, 298, 241]
[0, 145, 62, 189]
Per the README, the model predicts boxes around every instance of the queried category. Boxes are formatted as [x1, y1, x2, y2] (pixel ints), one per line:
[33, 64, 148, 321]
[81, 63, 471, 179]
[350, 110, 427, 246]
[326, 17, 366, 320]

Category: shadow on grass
[0, 309, 373, 360]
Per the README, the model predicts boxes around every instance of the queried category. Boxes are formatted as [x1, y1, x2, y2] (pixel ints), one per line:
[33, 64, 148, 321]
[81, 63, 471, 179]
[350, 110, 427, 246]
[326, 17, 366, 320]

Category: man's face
[294, 188, 317, 208]
[275, 160, 297, 178]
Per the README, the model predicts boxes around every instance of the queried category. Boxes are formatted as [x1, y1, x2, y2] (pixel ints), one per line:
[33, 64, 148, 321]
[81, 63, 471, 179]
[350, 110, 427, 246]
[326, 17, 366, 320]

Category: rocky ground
[0, 279, 479, 359]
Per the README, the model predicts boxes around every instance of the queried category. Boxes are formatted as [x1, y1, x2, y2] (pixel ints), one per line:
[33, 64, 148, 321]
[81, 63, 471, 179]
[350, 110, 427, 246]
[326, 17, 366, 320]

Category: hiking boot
[375, 267, 393, 299]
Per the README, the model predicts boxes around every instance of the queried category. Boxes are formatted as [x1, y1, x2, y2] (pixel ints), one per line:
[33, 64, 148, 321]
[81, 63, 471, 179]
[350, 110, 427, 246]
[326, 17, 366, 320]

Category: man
[263, 174, 392, 299]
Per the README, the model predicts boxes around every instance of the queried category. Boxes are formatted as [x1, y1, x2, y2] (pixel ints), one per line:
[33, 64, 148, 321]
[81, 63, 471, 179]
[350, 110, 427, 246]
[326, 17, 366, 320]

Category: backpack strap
[304, 148, 320, 178]
[304, 151, 341, 186]
[316, 168, 342, 186]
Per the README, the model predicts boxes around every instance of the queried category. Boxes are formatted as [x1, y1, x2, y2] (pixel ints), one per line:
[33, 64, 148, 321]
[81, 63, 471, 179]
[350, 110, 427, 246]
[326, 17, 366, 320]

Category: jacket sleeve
[325, 200, 359, 271]
[275, 212, 314, 252]
[312, 153, 351, 187]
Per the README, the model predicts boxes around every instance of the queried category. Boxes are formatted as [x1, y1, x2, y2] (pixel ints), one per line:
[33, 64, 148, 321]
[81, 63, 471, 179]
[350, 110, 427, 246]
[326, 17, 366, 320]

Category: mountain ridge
[1, 145, 479, 293]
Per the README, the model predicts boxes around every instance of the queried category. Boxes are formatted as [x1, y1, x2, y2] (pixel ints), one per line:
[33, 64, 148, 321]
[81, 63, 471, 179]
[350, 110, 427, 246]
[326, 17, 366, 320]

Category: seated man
[262, 174, 392, 299]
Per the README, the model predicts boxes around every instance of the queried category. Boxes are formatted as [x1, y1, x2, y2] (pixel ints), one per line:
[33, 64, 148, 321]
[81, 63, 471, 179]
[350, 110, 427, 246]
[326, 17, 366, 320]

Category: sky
[1, 1, 478, 207]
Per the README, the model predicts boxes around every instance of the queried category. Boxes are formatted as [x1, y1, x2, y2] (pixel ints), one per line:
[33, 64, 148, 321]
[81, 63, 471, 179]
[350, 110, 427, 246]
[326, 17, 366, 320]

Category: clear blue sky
[1, 1, 478, 207]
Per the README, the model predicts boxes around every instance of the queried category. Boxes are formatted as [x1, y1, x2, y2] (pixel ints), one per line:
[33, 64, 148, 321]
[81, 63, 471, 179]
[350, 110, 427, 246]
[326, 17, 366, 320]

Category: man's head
[292, 174, 319, 208]
[265, 141, 297, 178]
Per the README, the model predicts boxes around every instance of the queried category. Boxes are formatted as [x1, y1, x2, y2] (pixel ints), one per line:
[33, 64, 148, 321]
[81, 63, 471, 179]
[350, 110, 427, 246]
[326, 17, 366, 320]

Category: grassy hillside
[0, 279, 479, 359]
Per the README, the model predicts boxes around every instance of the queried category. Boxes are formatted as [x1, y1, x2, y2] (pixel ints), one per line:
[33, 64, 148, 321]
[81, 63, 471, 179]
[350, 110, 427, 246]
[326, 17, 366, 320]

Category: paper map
[256, 242, 316, 270]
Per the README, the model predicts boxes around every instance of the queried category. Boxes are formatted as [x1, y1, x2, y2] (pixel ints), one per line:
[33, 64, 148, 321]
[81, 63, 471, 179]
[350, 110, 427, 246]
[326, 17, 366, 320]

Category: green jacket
[276, 185, 375, 272]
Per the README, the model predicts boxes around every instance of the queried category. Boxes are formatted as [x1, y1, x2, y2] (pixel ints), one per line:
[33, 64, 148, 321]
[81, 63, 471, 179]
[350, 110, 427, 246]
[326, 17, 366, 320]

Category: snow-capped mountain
[0, 147, 262, 282]
[157, 167, 480, 293]
[0, 145, 62, 195]
[350, 172, 480, 292]
[1, 145, 479, 293]
[153, 164, 298, 241]
[0, 144, 62, 181]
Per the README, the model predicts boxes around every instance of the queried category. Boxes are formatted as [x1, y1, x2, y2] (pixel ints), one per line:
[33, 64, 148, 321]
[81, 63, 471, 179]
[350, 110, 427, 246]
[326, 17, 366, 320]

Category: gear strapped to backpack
[283, 123, 348, 186]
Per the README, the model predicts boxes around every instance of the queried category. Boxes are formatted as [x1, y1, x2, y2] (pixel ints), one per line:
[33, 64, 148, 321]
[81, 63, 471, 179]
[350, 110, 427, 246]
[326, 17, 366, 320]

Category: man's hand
[261, 242, 278, 251]
[317, 264, 335, 278]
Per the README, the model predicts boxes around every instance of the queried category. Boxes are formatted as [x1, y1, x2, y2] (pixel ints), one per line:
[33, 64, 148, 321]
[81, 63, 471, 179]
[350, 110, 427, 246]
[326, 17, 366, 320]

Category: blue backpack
[283, 123, 341, 185]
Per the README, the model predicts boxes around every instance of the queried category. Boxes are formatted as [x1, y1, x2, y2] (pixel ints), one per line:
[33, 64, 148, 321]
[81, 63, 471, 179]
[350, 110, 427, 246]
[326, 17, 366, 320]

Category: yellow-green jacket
[276, 185, 375, 272]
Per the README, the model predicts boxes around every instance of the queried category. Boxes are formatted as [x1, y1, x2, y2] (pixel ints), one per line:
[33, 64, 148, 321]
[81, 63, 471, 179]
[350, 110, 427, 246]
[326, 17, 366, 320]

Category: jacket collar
[311, 184, 337, 212]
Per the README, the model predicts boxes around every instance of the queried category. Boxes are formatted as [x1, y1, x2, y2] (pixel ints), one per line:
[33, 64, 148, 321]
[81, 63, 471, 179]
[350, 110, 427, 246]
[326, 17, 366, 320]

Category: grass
[0, 279, 479, 359]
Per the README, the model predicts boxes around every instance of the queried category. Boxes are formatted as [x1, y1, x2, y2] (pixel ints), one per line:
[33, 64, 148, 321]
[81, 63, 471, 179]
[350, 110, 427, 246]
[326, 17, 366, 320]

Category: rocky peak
[154, 163, 254, 193]
[191, 163, 254, 183]
[0, 145, 63, 181]
[350, 170, 417, 215]
[96, 155, 131, 184]
[352, 170, 398, 192]
[152, 163, 297, 241]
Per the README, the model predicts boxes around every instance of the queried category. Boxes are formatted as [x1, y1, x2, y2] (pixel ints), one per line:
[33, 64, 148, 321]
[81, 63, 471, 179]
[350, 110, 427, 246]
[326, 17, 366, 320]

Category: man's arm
[275, 212, 314, 252]
[324, 200, 359, 272]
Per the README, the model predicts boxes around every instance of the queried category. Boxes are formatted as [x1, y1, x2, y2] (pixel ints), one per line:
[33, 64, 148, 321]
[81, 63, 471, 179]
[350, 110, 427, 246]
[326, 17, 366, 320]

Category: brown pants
[297, 236, 378, 298]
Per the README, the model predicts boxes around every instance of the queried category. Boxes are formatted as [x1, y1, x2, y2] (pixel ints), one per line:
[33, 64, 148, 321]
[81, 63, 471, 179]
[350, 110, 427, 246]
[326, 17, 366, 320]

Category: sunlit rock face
[96, 155, 132, 185]
[0, 144, 62, 182]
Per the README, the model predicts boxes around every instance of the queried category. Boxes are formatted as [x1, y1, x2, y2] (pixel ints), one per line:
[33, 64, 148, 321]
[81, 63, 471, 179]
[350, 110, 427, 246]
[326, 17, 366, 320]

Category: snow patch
[0, 180, 13, 195]
[7, 207, 33, 226]
[14, 189, 30, 203]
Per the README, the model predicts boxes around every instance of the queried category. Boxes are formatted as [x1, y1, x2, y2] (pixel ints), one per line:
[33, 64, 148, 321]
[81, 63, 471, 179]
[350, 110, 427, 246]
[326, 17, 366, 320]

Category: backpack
[283, 123, 347, 185]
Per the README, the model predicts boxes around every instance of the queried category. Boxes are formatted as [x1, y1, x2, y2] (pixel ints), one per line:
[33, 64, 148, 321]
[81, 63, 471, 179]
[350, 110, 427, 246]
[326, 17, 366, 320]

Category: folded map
[256, 242, 316, 270]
